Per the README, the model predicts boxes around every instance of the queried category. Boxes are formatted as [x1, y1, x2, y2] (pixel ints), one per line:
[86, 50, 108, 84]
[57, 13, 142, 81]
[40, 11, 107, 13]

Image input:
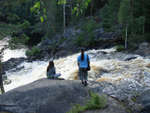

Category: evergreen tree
[100, 0, 121, 31]
[118, 0, 130, 49]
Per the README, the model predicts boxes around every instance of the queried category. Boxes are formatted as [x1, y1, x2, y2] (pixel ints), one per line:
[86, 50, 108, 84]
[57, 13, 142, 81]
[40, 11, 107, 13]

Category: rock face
[137, 89, 150, 113]
[0, 79, 89, 113]
[135, 42, 150, 56]
[0, 79, 128, 113]
[2, 57, 26, 74]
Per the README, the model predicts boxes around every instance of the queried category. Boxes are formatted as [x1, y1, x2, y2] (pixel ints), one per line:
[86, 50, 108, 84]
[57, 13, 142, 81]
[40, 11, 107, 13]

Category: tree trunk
[130, 0, 134, 34]
[90, 0, 93, 16]
[63, 3, 66, 34]
[0, 60, 5, 94]
[125, 25, 128, 49]
[143, 25, 145, 34]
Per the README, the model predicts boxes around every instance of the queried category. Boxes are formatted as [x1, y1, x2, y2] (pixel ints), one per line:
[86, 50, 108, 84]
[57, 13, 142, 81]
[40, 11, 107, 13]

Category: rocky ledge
[0, 79, 127, 113]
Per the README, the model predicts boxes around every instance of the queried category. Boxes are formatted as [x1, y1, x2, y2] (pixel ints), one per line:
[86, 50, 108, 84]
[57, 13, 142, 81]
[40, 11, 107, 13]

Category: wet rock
[137, 89, 150, 113]
[135, 42, 150, 56]
[3, 79, 11, 85]
[95, 28, 122, 42]
[88, 79, 143, 113]
[0, 79, 134, 113]
[123, 55, 137, 61]
[2, 57, 26, 73]
[139, 42, 149, 50]
[0, 79, 89, 113]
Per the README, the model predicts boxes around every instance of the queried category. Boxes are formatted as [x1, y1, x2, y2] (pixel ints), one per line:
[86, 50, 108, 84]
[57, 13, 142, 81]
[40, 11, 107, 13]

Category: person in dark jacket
[47, 60, 61, 79]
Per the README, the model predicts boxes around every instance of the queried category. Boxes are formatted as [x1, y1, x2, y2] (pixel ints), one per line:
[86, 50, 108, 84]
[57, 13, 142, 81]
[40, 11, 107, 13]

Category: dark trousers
[78, 68, 88, 81]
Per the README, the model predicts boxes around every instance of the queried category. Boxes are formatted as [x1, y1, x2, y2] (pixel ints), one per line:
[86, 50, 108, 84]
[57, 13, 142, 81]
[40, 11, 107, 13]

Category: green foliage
[72, 0, 91, 16]
[133, 16, 145, 34]
[20, 20, 31, 30]
[57, 0, 66, 5]
[26, 46, 41, 57]
[81, 19, 97, 32]
[30, 1, 41, 13]
[6, 13, 20, 23]
[74, 34, 85, 47]
[100, 0, 121, 31]
[86, 91, 107, 110]
[116, 45, 125, 52]
[30, 1, 47, 23]
[74, 32, 96, 47]
[0, 23, 20, 39]
[9, 34, 29, 49]
[74, 18, 99, 47]
[67, 91, 107, 113]
[118, 0, 130, 25]
[40, 16, 44, 23]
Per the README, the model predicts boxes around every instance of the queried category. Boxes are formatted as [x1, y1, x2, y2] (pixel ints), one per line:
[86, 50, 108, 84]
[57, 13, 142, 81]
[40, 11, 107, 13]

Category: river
[1, 38, 150, 94]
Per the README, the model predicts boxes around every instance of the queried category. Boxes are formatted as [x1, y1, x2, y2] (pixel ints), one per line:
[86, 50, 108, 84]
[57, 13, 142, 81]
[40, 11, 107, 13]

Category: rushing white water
[0, 37, 27, 61]
[2, 48, 27, 62]
[1, 37, 150, 92]
[4, 61, 48, 91]
[3, 48, 117, 91]
[0, 37, 9, 50]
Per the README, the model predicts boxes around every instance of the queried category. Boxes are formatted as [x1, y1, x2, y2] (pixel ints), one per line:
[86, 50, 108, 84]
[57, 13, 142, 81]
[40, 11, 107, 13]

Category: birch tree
[118, 0, 130, 49]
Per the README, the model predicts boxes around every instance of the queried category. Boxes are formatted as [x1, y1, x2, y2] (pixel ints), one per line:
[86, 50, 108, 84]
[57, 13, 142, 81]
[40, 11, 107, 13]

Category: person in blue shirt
[77, 48, 90, 86]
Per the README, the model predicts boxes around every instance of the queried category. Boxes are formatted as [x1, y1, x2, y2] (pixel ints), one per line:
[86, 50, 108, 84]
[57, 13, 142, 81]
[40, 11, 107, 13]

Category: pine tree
[100, 0, 121, 31]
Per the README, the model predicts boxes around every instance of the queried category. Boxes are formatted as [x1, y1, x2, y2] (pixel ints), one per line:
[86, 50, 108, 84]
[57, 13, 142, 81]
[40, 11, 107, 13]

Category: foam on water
[5, 61, 48, 91]
[2, 48, 27, 62]
[0, 37, 27, 62]
[2, 44, 150, 92]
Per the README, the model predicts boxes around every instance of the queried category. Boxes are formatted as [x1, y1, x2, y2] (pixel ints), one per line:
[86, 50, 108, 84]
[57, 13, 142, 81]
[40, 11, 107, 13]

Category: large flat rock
[0, 79, 128, 113]
[0, 79, 89, 113]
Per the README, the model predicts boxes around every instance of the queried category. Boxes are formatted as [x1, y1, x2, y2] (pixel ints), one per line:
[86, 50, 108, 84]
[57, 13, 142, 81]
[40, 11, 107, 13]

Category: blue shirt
[77, 53, 90, 68]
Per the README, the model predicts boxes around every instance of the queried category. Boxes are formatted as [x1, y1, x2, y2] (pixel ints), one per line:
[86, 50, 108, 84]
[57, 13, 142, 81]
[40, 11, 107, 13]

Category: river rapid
[1, 38, 150, 97]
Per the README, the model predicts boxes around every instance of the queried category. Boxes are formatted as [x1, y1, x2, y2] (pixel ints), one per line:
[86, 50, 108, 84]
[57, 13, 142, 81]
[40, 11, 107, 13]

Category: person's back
[77, 48, 90, 86]
[47, 60, 56, 79]
[77, 53, 89, 68]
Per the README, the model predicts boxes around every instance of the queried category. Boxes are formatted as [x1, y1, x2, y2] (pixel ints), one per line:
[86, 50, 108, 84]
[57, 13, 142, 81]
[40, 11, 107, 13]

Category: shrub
[20, 20, 31, 30]
[6, 13, 20, 23]
[67, 91, 107, 113]
[74, 35, 85, 47]
[82, 19, 97, 32]
[116, 45, 125, 52]
[144, 33, 150, 42]
[74, 32, 96, 47]
[26, 46, 41, 57]
[86, 91, 107, 110]
[9, 34, 29, 49]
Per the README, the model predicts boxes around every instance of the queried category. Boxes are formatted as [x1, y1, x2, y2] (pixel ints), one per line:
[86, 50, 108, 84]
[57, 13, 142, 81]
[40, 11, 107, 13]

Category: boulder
[137, 89, 150, 113]
[134, 42, 150, 56]
[2, 57, 26, 74]
[123, 55, 138, 61]
[0, 79, 89, 113]
[0, 79, 129, 113]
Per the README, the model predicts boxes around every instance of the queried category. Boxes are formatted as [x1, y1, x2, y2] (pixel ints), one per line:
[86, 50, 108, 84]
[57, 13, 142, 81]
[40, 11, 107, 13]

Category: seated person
[47, 60, 61, 79]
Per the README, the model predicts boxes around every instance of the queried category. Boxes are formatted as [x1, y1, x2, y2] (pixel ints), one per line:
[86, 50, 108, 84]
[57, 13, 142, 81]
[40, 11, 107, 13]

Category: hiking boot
[81, 81, 84, 85]
[84, 81, 88, 86]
